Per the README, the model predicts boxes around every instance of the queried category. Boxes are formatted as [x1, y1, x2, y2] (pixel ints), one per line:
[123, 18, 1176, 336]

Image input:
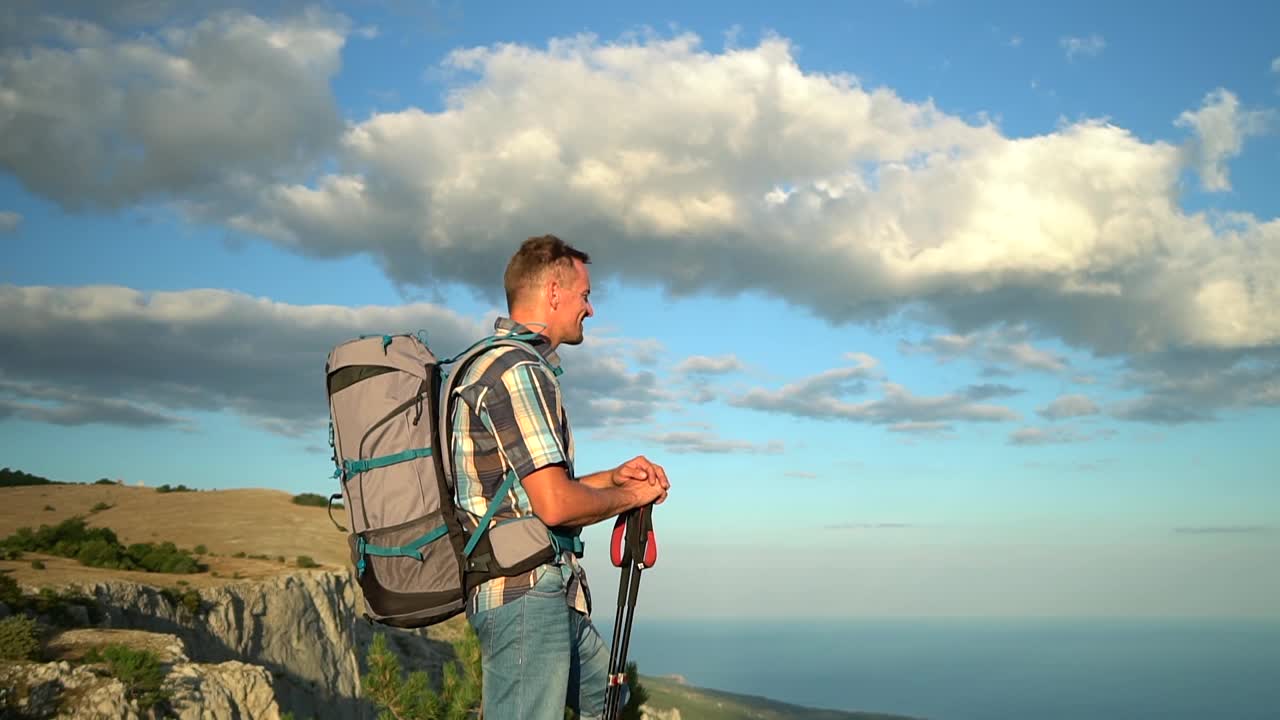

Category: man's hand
[610, 455, 670, 505]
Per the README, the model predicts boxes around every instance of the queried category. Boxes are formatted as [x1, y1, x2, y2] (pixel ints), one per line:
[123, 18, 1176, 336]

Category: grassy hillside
[639, 675, 923, 720]
[0, 483, 350, 589]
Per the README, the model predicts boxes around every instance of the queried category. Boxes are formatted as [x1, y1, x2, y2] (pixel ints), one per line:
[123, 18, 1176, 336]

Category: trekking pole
[611, 504, 655, 719]
[604, 504, 657, 720]
[604, 511, 634, 719]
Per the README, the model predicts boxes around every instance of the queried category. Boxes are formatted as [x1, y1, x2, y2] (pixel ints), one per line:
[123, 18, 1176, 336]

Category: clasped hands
[609, 455, 670, 506]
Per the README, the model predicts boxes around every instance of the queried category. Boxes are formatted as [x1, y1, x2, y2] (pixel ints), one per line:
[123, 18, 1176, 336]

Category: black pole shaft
[605, 509, 637, 719]
[605, 557, 632, 718]
[609, 563, 644, 719]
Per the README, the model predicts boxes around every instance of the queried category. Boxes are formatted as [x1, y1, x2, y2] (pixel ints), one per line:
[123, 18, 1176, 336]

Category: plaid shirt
[450, 317, 591, 616]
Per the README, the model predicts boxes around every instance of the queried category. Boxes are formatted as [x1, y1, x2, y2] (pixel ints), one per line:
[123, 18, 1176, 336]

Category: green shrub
[232, 551, 246, 558]
[0, 467, 59, 487]
[193, 545, 208, 555]
[43, 505, 55, 511]
[291, 493, 330, 507]
[160, 587, 201, 616]
[0, 517, 203, 575]
[85, 644, 171, 712]
[296, 556, 318, 569]
[362, 625, 482, 720]
[155, 484, 195, 493]
[0, 615, 41, 660]
[22, 586, 94, 627]
[94, 478, 116, 485]
[0, 574, 19, 607]
[619, 662, 649, 720]
[30, 560, 45, 570]
[90, 502, 113, 513]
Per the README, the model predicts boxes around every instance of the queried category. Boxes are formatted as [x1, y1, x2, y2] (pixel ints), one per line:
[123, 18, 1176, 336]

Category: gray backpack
[324, 331, 583, 628]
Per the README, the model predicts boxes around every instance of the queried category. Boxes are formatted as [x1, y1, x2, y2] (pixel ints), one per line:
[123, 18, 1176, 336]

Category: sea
[597, 617, 1280, 720]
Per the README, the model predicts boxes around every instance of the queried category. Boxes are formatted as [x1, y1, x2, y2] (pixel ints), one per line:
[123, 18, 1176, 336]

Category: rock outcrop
[0, 631, 282, 720]
[68, 570, 456, 719]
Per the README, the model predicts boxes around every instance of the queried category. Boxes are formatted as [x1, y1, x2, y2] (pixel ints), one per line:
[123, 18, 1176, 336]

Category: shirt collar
[494, 316, 561, 368]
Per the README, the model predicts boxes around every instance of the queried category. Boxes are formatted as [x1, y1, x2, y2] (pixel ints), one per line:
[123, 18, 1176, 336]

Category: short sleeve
[478, 361, 567, 481]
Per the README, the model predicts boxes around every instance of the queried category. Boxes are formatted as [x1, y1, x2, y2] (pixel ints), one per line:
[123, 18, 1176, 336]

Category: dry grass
[0, 484, 351, 589]
[44, 628, 186, 664]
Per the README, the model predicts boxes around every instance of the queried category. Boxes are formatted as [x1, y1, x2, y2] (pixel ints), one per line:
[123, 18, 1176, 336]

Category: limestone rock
[167, 660, 282, 720]
[73, 570, 458, 719]
[1, 630, 284, 720]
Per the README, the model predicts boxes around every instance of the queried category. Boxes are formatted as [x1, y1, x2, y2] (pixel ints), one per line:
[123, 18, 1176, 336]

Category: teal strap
[357, 524, 449, 562]
[549, 528, 584, 557]
[343, 447, 432, 475]
[464, 469, 520, 557]
[442, 335, 563, 377]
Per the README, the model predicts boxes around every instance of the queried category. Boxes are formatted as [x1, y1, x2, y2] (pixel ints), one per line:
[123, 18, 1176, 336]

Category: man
[450, 234, 670, 720]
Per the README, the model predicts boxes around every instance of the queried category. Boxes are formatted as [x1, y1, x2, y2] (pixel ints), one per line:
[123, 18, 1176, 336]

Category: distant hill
[0, 466, 68, 487]
[640, 674, 923, 720]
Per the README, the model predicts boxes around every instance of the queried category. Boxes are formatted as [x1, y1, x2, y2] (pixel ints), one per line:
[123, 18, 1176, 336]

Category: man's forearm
[550, 482, 639, 528]
[526, 467, 639, 528]
[578, 470, 615, 490]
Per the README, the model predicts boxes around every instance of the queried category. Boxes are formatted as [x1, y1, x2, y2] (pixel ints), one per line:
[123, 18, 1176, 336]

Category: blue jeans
[468, 565, 610, 720]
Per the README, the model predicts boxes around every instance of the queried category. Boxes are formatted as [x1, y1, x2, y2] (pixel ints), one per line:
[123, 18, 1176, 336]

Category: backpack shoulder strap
[436, 335, 560, 499]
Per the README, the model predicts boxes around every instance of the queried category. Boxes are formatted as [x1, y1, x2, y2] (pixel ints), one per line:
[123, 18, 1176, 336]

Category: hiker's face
[552, 260, 593, 346]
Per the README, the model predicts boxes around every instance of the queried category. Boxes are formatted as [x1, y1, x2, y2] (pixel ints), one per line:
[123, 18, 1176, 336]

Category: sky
[1, 0, 1278, 619]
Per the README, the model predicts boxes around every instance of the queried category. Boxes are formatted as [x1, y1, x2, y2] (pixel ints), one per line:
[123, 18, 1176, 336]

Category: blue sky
[2, 0, 1278, 618]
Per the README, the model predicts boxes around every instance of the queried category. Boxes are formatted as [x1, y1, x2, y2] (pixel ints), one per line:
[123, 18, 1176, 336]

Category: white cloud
[1038, 394, 1100, 420]
[0, 8, 347, 209]
[963, 383, 1022, 400]
[674, 354, 744, 375]
[645, 430, 784, 455]
[1107, 348, 1280, 424]
[0, 284, 665, 434]
[0, 211, 20, 233]
[900, 327, 1069, 374]
[1009, 426, 1090, 446]
[1060, 34, 1105, 60]
[5, 27, 1279, 368]
[1272, 57, 1280, 74]
[561, 336, 674, 428]
[0, 379, 193, 430]
[888, 421, 952, 434]
[784, 470, 818, 479]
[1175, 89, 1271, 192]
[730, 356, 1019, 429]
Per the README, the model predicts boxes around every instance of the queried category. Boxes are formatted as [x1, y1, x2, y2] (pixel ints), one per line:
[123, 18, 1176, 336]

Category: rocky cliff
[57, 570, 457, 719]
[1, 629, 282, 719]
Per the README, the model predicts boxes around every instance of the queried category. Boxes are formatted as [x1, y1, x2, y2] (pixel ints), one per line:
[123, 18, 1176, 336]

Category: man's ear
[546, 276, 561, 310]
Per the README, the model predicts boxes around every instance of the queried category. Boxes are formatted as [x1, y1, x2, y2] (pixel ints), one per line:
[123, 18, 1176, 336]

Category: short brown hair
[503, 234, 591, 309]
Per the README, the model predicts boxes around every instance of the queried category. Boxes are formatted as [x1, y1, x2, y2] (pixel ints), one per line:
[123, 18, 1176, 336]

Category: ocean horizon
[597, 616, 1280, 720]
